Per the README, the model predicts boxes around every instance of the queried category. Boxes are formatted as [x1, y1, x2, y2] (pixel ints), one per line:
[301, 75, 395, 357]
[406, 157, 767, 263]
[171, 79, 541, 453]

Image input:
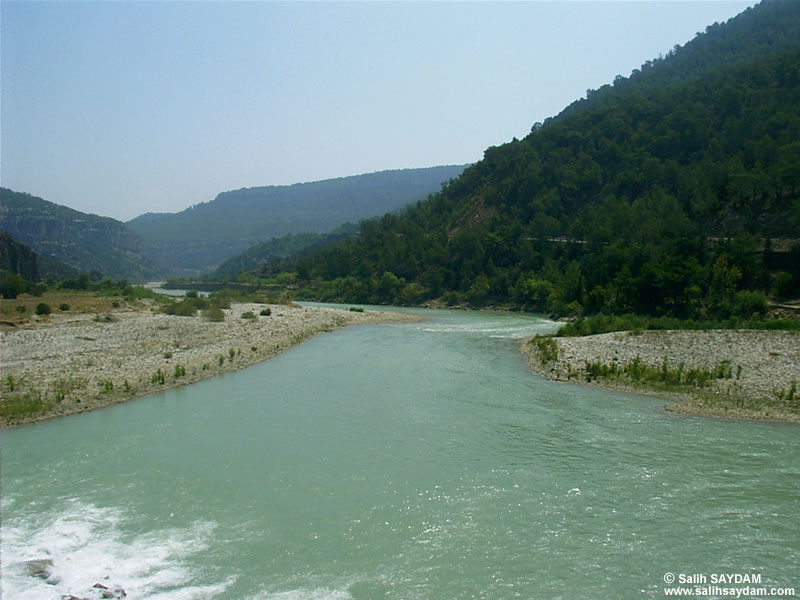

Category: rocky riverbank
[521, 329, 800, 422]
[0, 302, 420, 427]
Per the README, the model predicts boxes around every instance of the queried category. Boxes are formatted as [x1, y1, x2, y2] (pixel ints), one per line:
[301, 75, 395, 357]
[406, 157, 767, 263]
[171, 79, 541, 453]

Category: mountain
[272, 0, 800, 316]
[126, 165, 467, 276]
[0, 188, 160, 281]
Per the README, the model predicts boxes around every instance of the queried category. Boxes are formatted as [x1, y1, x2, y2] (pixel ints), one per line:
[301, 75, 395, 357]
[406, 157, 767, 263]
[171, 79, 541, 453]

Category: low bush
[35, 303, 51, 316]
[202, 307, 225, 322]
[163, 301, 198, 317]
[532, 336, 559, 363]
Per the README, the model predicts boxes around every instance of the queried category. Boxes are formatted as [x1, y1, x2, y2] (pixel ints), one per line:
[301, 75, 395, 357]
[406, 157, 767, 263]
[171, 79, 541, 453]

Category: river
[1, 308, 798, 599]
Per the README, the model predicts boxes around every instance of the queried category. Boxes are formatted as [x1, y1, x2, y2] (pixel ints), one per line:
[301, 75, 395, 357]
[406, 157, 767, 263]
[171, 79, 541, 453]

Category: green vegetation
[174, 364, 186, 378]
[0, 270, 29, 299]
[35, 302, 51, 316]
[0, 376, 89, 421]
[241, 311, 256, 320]
[202, 307, 225, 322]
[582, 355, 736, 388]
[162, 300, 198, 317]
[532, 337, 559, 363]
[212, 228, 357, 279]
[775, 380, 798, 404]
[556, 313, 800, 337]
[0, 390, 46, 421]
[260, 307, 272, 316]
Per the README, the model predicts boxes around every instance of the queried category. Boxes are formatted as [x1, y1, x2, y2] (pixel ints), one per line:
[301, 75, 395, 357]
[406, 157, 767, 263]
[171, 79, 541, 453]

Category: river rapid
[1, 308, 798, 599]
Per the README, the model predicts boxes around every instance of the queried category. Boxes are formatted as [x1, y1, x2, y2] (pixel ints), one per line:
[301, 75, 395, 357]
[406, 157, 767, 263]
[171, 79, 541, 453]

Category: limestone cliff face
[0, 188, 159, 280]
[0, 231, 39, 281]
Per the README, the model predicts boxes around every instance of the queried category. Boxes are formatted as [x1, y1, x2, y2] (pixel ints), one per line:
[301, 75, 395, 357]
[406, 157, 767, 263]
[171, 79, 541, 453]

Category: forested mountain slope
[127, 165, 466, 276]
[0, 188, 159, 281]
[276, 0, 800, 316]
[211, 224, 358, 280]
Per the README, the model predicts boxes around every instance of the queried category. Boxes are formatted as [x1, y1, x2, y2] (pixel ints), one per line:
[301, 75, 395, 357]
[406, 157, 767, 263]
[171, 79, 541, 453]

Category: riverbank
[0, 302, 420, 427]
[521, 329, 800, 423]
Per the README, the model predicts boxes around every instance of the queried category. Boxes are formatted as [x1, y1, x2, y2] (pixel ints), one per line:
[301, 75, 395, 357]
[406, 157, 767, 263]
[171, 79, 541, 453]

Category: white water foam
[419, 319, 553, 339]
[0, 498, 233, 600]
[254, 588, 353, 600]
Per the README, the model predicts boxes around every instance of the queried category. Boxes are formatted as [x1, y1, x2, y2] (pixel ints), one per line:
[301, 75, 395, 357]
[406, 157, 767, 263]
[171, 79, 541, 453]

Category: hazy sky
[2, 1, 756, 222]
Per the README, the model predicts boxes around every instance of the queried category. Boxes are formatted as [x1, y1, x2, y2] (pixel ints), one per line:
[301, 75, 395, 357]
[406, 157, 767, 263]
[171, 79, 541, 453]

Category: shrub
[241, 311, 257, 320]
[532, 336, 559, 363]
[0, 271, 27, 299]
[772, 272, 794, 300]
[732, 290, 768, 318]
[15, 305, 26, 313]
[260, 308, 272, 316]
[348, 307, 364, 313]
[35, 303, 51, 316]
[163, 301, 198, 317]
[59, 303, 70, 311]
[202, 307, 225, 322]
[29, 283, 46, 297]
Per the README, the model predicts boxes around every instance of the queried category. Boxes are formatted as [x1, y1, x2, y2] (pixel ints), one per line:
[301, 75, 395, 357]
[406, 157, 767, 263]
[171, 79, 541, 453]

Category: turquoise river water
[1, 308, 798, 599]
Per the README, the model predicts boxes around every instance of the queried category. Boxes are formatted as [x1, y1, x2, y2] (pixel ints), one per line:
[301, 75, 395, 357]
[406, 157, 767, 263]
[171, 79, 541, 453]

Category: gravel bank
[0, 303, 420, 427]
[521, 330, 800, 422]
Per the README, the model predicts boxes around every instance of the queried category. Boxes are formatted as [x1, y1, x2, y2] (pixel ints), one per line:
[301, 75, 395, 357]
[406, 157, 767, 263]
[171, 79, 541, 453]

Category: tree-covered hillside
[127, 165, 466, 276]
[0, 188, 160, 281]
[211, 223, 359, 280]
[269, 0, 800, 317]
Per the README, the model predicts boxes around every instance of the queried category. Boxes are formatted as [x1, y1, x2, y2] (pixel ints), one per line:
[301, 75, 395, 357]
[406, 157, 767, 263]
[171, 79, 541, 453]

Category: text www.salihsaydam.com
[664, 585, 796, 597]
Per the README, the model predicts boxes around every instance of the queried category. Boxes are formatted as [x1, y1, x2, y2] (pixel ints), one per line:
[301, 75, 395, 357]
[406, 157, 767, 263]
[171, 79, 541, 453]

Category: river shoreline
[520, 329, 800, 423]
[0, 302, 420, 428]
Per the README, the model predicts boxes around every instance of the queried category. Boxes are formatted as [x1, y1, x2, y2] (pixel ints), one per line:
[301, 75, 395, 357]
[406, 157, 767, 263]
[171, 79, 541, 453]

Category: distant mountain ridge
[0, 188, 159, 281]
[126, 165, 467, 276]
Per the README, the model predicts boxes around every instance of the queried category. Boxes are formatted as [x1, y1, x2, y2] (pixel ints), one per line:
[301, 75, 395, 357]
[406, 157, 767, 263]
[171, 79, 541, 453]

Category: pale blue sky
[2, 1, 756, 221]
